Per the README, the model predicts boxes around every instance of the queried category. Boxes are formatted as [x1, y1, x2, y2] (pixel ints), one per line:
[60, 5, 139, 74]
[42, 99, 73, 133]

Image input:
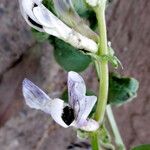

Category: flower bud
[53, 0, 98, 41]
[19, 0, 98, 53]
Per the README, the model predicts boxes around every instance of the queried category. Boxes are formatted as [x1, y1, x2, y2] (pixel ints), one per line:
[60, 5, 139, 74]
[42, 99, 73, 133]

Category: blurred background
[0, 0, 150, 149]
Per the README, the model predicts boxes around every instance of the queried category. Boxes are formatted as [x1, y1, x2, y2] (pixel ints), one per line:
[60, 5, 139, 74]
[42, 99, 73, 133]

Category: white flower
[22, 71, 99, 131]
[19, 0, 98, 53]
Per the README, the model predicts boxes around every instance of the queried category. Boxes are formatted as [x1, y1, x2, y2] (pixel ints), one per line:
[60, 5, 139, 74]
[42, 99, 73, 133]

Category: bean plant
[19, 0, 149, 149]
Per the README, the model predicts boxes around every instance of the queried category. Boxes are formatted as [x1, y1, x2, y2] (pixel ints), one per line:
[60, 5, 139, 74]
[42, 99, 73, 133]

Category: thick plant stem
[90, 3, 109, 150]
[94, 4, 109, 124]
[90, 132, 101, 150]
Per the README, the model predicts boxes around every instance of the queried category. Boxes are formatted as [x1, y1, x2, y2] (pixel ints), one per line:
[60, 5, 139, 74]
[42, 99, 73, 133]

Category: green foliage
[98, 125, 111, 144]
[107, 45, 123, 69]
[131, 144, 150, 150]
[88, 45, 123, 69]
[61, 88, 68, 103]
[77, 129, 89, 140]
[108, 73, 139, 105]
[73, 0, 97, 29]
[53, 38, 91, 72]
[31, 29, 49, 42]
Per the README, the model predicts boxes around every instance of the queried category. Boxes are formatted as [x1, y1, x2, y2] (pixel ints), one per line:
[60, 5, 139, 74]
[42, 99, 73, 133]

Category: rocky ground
[0, 0, 150, 150]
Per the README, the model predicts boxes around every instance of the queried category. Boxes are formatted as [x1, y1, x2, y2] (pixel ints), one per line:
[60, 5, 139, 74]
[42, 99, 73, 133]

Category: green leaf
[31, 29, 49, 42]
[53, 38, 91, 72]
[131, 144, 150, 150]
[108, 73, 139, 105]
[61, 88, 68, 103]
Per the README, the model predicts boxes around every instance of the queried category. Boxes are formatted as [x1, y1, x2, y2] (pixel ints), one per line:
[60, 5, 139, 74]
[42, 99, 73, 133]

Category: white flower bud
[19, 0, 98, 53]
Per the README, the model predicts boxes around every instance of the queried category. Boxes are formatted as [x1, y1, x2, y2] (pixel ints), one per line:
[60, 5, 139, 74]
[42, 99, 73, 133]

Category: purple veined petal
[78, 119, 99, 132]
[68, 71, 86, 110]
[33, 4, 71, 38]
[49, 98, 69, 128]
[19, 0, 44, 32]
[23, 79, 70, 128]
[22, 78, 52, 114]
[76, 96, 97, 127]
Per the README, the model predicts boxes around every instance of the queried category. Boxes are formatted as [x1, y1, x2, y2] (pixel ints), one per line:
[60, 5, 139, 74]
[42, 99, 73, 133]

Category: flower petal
[76, 96, 97, 126]
[68, 71, 86, 110]
[49, 98, 69, 128]
[19, 0, 35, 20]
[22, 78, 52, 114]
[78, 119, 99, 131]
[33, 4, 70, 37]
[33, 4, 55, 28]
[33, 5, 98, 53]
[23, 79, 70, 128]
[19, 0, 44, 31]
[53, 0, 98, 41]
[20, 0, 43, 22]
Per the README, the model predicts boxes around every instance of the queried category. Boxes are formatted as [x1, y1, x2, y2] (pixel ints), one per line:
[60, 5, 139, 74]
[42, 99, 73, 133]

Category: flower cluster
[19, 0, 98, 53]
[23, 71, 99, 131]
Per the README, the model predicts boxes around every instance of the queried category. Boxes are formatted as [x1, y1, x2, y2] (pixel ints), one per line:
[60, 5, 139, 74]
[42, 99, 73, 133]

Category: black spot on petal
[33, 3, 38, 8]
[27, 16, 43, 29]
[62, 106, 74, 125]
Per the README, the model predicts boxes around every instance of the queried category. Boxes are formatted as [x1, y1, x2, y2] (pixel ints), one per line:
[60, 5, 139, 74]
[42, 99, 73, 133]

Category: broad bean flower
[22, 71, 99, 131]
[19, 0, 98, 53]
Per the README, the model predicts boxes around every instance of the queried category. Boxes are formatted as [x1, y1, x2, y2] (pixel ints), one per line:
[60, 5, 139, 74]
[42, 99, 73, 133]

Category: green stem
[89, 2, 125, 150]
[106, 105, 126, 150]
[94, 4, 109, 124]
[90, 132, 101, 150]
[90, 3, 109, 150]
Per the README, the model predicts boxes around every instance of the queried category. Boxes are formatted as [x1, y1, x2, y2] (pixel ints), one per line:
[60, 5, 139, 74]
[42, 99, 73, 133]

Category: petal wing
[68, 71, 97, 129]
[23, 79, 69, 128]
[68, 71, 86, 111]
[33, 4, 71, 38]
[76, 96, 97, 126]
[22, 79, 52, 114]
